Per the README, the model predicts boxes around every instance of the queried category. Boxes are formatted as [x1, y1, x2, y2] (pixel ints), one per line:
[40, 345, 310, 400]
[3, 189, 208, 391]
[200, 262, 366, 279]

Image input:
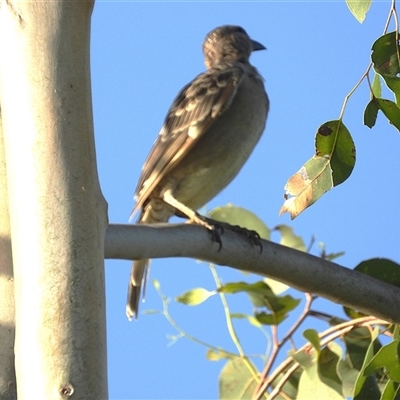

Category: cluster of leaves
[280, 0, 400, 219]
[148, 205, 400, 400]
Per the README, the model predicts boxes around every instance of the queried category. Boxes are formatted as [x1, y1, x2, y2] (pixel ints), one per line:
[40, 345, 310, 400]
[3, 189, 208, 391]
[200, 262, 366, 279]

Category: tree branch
[106, 223, 400, 323]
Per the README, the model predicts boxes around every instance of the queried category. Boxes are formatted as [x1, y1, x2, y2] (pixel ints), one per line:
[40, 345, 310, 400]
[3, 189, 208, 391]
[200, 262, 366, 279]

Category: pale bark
[106, 223, 400, 324]
[0, 1, 108, 399]
[0, 109, 17, 399]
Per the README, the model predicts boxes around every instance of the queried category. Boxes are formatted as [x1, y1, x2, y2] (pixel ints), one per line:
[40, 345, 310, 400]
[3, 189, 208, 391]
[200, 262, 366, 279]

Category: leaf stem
[338, 63, 372, 121]
[153, 279, 238, 358]
[209, 265, 260, 382]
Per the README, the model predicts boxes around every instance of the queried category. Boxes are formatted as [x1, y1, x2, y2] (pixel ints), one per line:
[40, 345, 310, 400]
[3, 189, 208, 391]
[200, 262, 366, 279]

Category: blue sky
[91, 2, 400, 399]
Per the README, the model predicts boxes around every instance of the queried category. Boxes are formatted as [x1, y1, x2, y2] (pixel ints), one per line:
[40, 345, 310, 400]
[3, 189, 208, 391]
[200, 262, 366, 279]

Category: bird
[127, 25, 269, 320]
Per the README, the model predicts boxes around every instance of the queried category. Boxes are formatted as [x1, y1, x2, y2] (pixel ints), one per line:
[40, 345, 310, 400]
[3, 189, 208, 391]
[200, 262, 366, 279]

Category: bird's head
[203, 25, 265, 69]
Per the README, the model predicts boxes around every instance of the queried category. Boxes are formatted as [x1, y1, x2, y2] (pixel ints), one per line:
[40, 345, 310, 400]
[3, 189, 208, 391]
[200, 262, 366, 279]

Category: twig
[252, 293, 314, 399]
[253, 316, 389, 400]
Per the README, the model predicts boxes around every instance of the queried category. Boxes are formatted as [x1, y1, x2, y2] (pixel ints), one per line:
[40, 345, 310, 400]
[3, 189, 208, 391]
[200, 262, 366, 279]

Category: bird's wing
[130, 65, 245, 219]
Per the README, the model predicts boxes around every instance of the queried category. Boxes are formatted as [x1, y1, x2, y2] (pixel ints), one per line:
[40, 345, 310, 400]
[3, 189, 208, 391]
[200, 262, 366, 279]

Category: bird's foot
[189, 213, 262, 253]
[228, 224, 262, 253]
[189, 213, 224, 251]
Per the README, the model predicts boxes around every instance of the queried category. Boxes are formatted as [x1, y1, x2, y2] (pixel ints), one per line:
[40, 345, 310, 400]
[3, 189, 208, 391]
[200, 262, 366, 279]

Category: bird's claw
[209, 223, 224, 251]
[230, 225, 263, 254]
[193, 213, 262, 253]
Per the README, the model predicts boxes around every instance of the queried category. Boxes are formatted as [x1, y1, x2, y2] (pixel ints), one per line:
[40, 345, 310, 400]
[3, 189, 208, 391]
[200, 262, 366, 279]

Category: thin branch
[252, 293, 314, 399]
[105, 224, 400, 324]
[338, 63, 372, 121]
[280, 293, 314, 345]
[383, 0, 396, 34]
[261, 317, 389, 400]
[338, 0, 399, 122]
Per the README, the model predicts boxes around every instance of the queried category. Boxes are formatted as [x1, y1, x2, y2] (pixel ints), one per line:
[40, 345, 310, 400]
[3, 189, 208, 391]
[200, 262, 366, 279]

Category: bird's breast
[166, 72, 269, 210]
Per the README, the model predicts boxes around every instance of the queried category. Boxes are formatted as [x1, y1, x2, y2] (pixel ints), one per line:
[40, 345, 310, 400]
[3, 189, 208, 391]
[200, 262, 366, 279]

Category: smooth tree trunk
[0, 109, 17, 399]
[0, 1, 108, 398]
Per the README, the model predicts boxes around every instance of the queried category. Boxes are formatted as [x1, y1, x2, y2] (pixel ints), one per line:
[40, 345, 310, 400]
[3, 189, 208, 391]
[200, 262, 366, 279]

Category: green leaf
[374, 98, 400, 131]
[304, 329, 321, 353]
[394, 325, 400, 341]
[343, 306, 367, 320]
[230, 312, 263, 328]
[315, 120, 356, 186]
[345, 258, 400, 317]
[344, 327, 378, 371]
[208, 204, 270, 240]
[255, 310, 288, 325]
[372, 73, 382, 98]
[338, 358, 361, 398]
[346, 0, 372, 23]
[354, 376, 381, 400]
[319, 343, 343, 395]
[364, 341, 400, 382]
[318, 242, 345, 261]
[380, 379, 400, 400]
[294, 347, 344, 400]
[269, 368, 301, 400]
[364, 98, 379, 128]
[355, 258, 400, 288]
[353, 327, 381, 399]
[291, 347, 318, 370]
[219, 358, 257, 399]
[220, 281, 300, 324]
[280, 121, 355, 219]
[371, 31, 400, 105]
[384, 77, 400, 106]
[274, 224, 307, 252]
[325, 252, 346, 262]
[176, 287, 214, 305]
[294, 342, 344, 397]
[372, 32, 400, 78]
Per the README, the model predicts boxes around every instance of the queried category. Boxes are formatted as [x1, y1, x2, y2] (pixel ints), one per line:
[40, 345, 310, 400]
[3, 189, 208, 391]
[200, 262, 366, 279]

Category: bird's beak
[251, 39, 266, 51]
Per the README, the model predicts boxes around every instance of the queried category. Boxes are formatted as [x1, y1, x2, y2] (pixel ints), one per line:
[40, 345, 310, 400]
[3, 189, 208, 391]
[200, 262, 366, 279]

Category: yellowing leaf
[206, 349, 233, 361]
[219, 358, 257, 399]
[263, 278, 289, 295]
[176, 287, 214, 305]
[346, 0, 372, 23]
[294, 347, 344, 400]
[280, 121, 355, 219]
[280, 156, 333, 219]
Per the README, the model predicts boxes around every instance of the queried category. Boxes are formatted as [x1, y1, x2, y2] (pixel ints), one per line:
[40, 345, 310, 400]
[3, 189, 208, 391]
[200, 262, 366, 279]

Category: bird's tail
[126, 199, 172, 320]
[126, 259, 150, 320]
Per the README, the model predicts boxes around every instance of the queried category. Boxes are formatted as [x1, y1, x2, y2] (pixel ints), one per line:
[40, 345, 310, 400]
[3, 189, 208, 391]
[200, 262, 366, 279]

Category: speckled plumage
[127, 25, 269, 320]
